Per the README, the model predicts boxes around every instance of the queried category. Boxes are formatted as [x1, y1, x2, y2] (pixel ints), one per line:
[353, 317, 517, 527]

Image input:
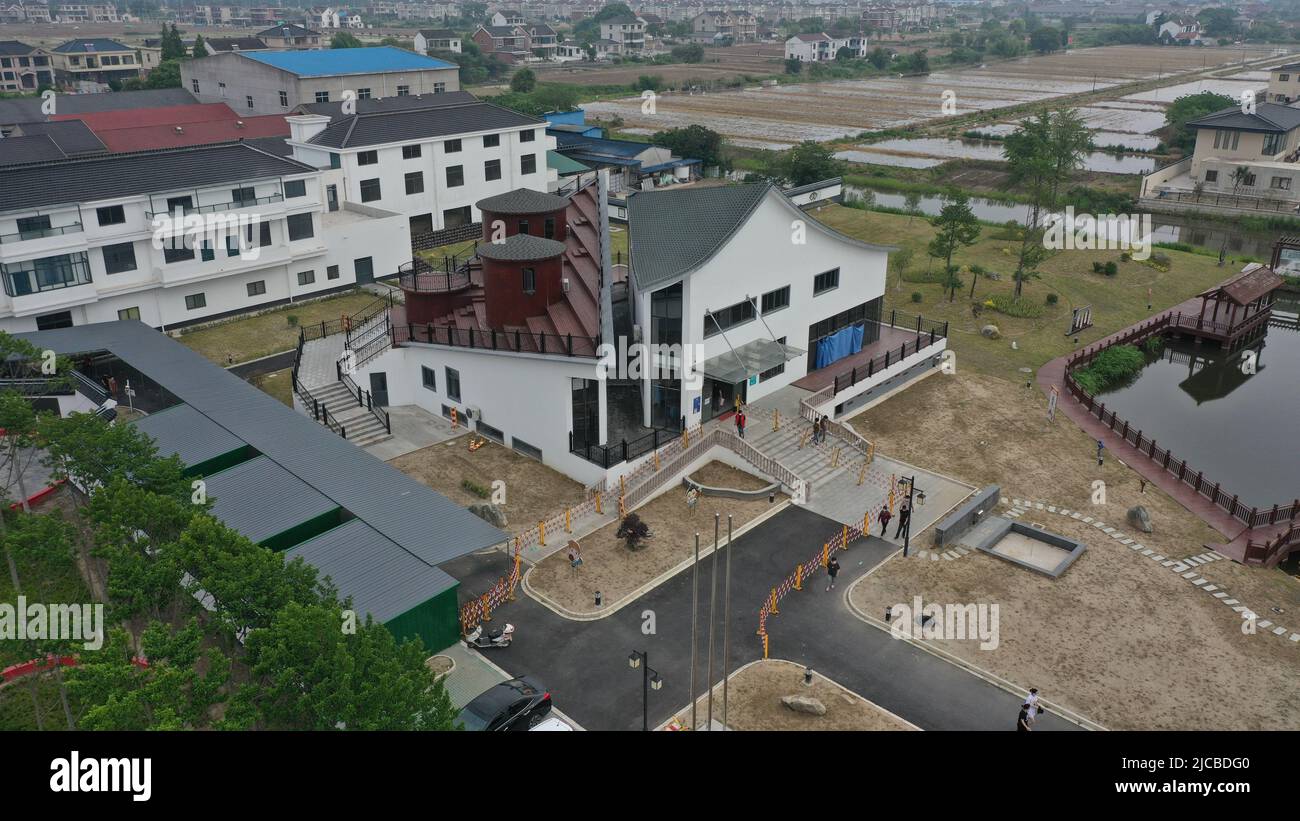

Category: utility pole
[706, 512, 719, 729]
[689, 532, 700, 731]
[721, 514, 733, 729]
[902, 475, 917, 557]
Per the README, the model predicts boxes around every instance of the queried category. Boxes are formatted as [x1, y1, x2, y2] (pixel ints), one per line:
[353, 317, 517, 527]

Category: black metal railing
[395, 258, 473, 293]
[569, 427, 673, 469]
[335, 361, 391, 436]
[291, 374, 346, 438]
[824, 312, 949, 396]
[394, 322, 600, 358]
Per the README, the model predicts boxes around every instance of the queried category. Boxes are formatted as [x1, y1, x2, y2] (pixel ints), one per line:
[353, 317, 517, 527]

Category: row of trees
[0, 333, 458, 730]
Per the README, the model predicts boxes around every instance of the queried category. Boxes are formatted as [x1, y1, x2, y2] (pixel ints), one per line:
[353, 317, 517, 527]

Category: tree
[143, 59, 181, 89]
[1004, 111, 1055, 298]
[651, 124, 724, 168]
[890, 246, 914, 291]
[159, 23, 186, 61]
[617, 513, 652, 551]
[769, 140, 841, 186]
[784, 57, 802, 74]
[331, 31, 363, 49]
[1046, 107, 1093, 206]
[671, 43, 704, 63]
[904, 49, 929, 74]
[509, 67, 536, 93]
[232, 601, 458, 730]
[1029, 26, 1061, 54]
[1163, 91, 1235, 153]
[191, 34, 206, 59]
[866, 47, 890, 69]
[1197, 7, 1238, 37]
[635, 74, 663, 92]
[835, 45, 855, 61]
[927, 193, 981, 301]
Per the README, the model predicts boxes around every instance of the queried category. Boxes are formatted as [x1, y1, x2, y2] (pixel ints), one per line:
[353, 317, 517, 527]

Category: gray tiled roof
[10, 119, 107, 156]
[1188, 102, 1300, 134]
[0, 141, 317, 212]
[0, 134, 66, 166]
[628, 182, 893, 291]
[206, 455, 339, 546]
[476, 233, 566, 260]
[296, 90, 478, 122]
[0, 88, 197, 126]
[52, 38, 132, 53]
[17, 321, 507, 597]
[306, 99, 541, 149]
[0, 40, 36, 55]
[418, 29, 459, 39]
[205, 36, 269, 52]
[287, 520, 451, 623]
[475, 187, 569, 215]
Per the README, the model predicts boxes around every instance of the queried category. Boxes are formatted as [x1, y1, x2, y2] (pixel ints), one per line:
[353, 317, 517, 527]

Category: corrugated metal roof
[133, 403, 245, 468]
[17, 321, 507, 568]
[306, 100, 540, 149]
[205, 455, 338, 546]
[241, 46, 455, 78]
[0, 89, 197, 126]
[286, 520, 456, 622]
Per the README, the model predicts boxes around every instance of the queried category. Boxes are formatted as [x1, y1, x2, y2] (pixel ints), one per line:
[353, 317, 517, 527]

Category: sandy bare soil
[674, 659, 918, 731]
[846, 372, 1300, 730]
[526, 461, 784, 615]
[389, 436, 586, 533]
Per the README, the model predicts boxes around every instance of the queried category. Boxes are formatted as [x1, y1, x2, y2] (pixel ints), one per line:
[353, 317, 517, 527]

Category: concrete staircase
[308, 381, 392, 448]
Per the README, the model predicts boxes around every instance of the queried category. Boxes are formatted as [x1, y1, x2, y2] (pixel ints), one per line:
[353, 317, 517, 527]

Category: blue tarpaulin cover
[815, 324, 864, 370]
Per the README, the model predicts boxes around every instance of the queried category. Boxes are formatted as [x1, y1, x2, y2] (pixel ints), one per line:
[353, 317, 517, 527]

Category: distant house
[548, 120, 701, 192]
[525, 24, 559, 61]
[472, 25, 530, 64]
[0, 40, 55, 93]
[491, 9, 525, 26]
[1157, 16, 1201, 42]
[257, 24, 324, 50]
[202, 37, 271, 56]
[49, 38, 141, 87]
[1268, 62, 1300, 104]
[599, 15, 646, 53]
[691, 10, 758, 43]
[414, 29, 462, 55]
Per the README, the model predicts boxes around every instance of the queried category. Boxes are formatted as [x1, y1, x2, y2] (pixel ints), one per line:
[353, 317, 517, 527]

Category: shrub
[286, 314, 299, 327]
[1092, 261, 1104, 274]
[461, 479, 491, 499]
[1120, 251, 1132, 262]
[1142, 335, 1165, 355]
[617, 513, 652, 551]
[1071, 344, 1145, 394]
[1104, 260, 1118, 276]
[983, 294, 1044, 318]
[911, 291, 923, 303]
[1045, 292, 1059, 305]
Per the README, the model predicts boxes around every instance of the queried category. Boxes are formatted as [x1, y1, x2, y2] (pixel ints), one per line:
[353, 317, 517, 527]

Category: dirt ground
[388, 436, 586, 533]
[527, 461, 784, 615]
[674, 659, 918, 731]
[250, 368, 293, 407]
[845, 372, 1300, 730]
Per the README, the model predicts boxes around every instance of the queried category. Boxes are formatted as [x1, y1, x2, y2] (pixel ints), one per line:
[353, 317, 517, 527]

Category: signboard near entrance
[1068, 306, 1094, 336]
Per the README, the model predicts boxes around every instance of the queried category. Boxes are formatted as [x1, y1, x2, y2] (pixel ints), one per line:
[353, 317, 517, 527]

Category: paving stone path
[1002, 497, 1300, 647]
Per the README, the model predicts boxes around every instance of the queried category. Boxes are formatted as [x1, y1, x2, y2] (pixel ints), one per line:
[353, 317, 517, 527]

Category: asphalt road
[443, 505, 1082, 732]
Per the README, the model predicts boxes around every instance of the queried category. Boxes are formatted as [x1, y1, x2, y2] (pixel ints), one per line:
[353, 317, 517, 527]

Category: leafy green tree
[143, 59, 182, 89]
[927, 193, 982, 301]
[635, 74, 664, 92]
[331, 31, 364, 49]
[890, 246, 914, 291]
[784, 57, 802, 74]
[233, 601, 458, 730]
[769, 140, 841, 186]
[1029, 26, 1061, 54]
[160, 24, 186, 61]
[671, 43, 704, 62]
[191, 34, 206, 59]
[1163, 91, 1235, 152]
[1196, 7, 1239, 37]
[866, 47, 890, 69]
[651, 124, 724, 168]
[1004, 111, 1055, 297]
[69, 621, 230, 730]
[1046, 107, 1093, 206]
[509, 67, 536, 93]
[904, 49, 929, 73]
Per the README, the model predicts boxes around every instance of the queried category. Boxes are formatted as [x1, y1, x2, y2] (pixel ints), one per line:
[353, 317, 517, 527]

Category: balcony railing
[146, 194, 284, 219]
[396, 258, 473, 293]
[394, 321, 600, 358]
[0, 223, 84, 245]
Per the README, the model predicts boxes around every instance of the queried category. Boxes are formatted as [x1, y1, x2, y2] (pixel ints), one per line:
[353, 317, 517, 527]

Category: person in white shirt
[1025, 688, 1042, 724]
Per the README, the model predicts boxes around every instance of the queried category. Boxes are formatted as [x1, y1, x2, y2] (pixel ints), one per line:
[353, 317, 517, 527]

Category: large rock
[781, 695, 827, 716]
[981, 324, 1001, 340]
[1127, 505, 1153, 533]
[470, 503, 508, 528]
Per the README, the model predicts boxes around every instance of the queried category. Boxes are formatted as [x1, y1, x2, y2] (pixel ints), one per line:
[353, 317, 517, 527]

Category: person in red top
[735, 409, 747, 439]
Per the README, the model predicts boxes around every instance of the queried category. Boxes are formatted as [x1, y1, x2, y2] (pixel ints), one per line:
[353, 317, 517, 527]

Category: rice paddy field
[584, 45, 1287, 151]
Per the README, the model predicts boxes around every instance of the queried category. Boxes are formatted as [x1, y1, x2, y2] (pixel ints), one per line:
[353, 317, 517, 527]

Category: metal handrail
[394, 322, 600, 358]
[145, 193, 284, 219]
[0, 223, 83, 244]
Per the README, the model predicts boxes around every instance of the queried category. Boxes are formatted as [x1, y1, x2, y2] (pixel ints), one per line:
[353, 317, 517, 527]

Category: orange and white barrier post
[539, 520, 546, 546]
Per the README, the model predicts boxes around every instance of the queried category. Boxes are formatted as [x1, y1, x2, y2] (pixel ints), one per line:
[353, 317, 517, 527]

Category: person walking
[686, 486, 699, 516]
[1024, 688, 1043, 725]
[825, 555, 840, 592]
[894, 497, 911, 539]
[1096, 438, 1105, 466]
[736, 409, 746, 440]
[818, 417, 828, 444]
[1017, 703, 1033, 732]
[810, 416, 821, 445]
[877, 505, 892, 537]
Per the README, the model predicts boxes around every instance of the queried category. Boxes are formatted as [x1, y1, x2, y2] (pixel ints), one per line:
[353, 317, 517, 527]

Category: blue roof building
[182, 46, 462, 115]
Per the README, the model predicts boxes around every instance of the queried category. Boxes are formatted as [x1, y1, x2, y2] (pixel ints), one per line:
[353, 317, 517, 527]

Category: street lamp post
[628, 650, 662, 732]
[901, 474, 917, 557]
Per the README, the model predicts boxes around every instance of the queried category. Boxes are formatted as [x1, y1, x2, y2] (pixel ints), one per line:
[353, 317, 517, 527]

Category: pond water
[835, 137, 1156, 174]
[1091, 297, 1300, 508]
[842, 186, 1280, 258]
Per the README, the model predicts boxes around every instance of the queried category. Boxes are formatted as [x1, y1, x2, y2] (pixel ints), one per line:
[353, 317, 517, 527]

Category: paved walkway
[442, 505, 1083, 731]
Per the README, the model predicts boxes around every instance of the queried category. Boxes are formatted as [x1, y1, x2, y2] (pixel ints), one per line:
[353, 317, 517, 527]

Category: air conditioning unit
[562, 277, 571, 292]
[466, 406, 482, 421]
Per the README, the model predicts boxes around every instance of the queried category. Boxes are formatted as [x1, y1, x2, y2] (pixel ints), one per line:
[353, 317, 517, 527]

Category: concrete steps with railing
[305, 381, 392, 448]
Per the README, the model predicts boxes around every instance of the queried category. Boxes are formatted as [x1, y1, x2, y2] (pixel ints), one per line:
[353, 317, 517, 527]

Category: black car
[457, 677, 552, 731]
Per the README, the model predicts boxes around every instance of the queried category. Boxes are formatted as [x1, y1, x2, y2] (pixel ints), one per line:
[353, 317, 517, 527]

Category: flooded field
[834, 138, 1157, 174]
[587, 45, 1282, 151]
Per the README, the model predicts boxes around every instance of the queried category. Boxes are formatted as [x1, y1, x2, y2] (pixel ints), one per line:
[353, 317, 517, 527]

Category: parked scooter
[465, 623, 514, 649]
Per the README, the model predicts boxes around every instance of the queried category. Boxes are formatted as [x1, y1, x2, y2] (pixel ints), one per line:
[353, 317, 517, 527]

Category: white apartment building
[414, 29, 463, 55]
[785, 32, 862, 62]
[287, 94, 557, 235]
[0, 142, 408, 333]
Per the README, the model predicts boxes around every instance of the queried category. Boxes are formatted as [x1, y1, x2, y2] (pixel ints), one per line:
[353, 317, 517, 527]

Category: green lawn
[816, 205, 1242, 380]
[177, 291, 379, 366]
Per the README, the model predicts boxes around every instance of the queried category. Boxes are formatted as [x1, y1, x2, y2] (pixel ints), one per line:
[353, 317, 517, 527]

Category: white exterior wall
[0, 172, 408, 333]
[640, 191, 889, 429]
[356, 343, 610, 485]
[316, 126, 557, 230]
